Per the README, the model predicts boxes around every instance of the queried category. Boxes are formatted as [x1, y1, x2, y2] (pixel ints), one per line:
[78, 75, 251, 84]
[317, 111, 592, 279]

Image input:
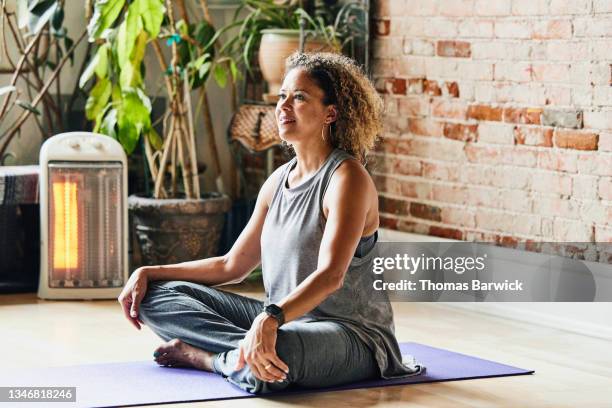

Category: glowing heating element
[47, 162, 123, 288]
[52, 181, 79, 270]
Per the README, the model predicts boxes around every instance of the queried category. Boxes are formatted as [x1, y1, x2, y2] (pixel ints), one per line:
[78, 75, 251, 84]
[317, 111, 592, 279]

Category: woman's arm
[275, 159, 376, 321]
[140, 166, 283, 286]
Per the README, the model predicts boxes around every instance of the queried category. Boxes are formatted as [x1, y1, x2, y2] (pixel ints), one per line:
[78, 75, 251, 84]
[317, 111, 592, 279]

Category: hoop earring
[321, 123, 331, 143]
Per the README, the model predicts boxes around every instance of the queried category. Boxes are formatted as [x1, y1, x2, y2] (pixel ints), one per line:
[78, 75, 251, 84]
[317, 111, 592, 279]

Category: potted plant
[81, 0, 241, 266]
[0, 0, 89, 163]
[225, 0, 367, 102]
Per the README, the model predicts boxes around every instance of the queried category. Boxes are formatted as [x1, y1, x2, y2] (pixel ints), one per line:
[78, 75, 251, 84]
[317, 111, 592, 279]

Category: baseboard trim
[438, 303, 612, 341]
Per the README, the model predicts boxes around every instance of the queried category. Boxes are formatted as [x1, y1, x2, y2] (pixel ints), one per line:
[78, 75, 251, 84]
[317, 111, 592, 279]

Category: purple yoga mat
[0, 342, 533, 408]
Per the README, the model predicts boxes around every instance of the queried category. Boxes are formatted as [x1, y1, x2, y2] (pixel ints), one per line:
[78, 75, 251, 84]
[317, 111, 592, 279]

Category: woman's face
[275, 68, 336, 144]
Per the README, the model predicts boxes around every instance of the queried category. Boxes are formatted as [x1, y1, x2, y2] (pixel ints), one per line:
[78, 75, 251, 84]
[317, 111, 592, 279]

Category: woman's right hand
[118, 267, 149, 330]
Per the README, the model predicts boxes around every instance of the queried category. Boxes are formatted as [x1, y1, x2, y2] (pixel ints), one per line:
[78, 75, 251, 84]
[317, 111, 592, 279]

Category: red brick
[443, 123, 478, 142]
[399, 97, 429, 116]
[377, 137, 412, 155]
[432, 184, 468, 204]
[372, 174, 402, 195]
[379, 196, 409, 215]
[429, 226, 464, 240]
[379, 215, 399, 230]
[423, 80, 442, 96]
[514, 126, 553, 147]
[431, 99, 468, 120]
[398, 220, 431, 235]
[410, 202, 442, 221]
[436, 40, 472, 58]
[370, 154, 423, 176]
[375, 19, 390, 36]
[465, 144, 500, 164]
[467, 104, 503, 121]
[554, 130, 599, 151]
[444, 82, 460, 97]
[389, 78, 406, 95]
[408, 118, 444, 137]
[422, 161, 461, 182]
[400, 181, 431, 200]
[503, 107, 542, 124]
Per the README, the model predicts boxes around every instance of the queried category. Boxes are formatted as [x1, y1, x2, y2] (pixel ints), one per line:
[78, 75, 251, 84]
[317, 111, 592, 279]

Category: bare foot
[153, 339, 216, 371]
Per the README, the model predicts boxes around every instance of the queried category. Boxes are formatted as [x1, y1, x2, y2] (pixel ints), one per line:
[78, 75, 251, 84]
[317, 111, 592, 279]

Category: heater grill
[47, 162, 124, 288]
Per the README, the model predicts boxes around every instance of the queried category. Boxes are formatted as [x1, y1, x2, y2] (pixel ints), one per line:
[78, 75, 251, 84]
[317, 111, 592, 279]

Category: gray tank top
[260, 148, 424, 379]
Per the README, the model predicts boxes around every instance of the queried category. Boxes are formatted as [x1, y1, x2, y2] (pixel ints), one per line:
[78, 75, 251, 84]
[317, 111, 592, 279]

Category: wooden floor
[1, 281, 611, 408]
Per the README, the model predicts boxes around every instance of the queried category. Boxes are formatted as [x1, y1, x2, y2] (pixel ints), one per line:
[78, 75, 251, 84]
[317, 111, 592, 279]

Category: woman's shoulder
[258, 160, 293, 206]
[327, 154, 376, 197]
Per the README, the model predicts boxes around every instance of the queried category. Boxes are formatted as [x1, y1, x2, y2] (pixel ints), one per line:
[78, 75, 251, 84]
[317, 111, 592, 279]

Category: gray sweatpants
[138, 280, 379, 394]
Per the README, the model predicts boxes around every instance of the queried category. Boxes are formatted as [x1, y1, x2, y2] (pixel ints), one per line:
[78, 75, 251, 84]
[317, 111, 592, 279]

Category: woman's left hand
[235, 313, 289, 383]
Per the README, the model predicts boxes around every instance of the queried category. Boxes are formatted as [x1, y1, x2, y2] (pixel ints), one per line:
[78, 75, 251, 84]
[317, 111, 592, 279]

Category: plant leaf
[97, 107, 118, 139]
[85, 77, 112, 120]
[51, 5, 64, 31]
[0, 86, 17, 96]
[147, 128, 163, 151]
[16, 0, 28, 29]
[132, 0, 164, 38]
[213, 64, 227, 88]
[87, 0, 126, 41]
[95, 43, 110, 78]
[15, 99, 41, 115]
[119, 31, 147, 88]
[229, 59, 238, 82]
[28, 0, 58, 35]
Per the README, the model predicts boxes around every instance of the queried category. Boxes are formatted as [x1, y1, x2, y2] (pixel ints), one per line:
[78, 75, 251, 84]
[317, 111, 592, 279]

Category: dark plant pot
[217, 197, 257, 256]
[128, 193, 231, 267]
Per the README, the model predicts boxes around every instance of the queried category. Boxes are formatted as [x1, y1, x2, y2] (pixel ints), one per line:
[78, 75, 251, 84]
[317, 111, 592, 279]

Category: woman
[118, 52, 424, 394]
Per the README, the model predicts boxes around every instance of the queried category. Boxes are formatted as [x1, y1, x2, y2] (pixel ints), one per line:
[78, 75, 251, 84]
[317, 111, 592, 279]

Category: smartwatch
[264, 304, 285, 326]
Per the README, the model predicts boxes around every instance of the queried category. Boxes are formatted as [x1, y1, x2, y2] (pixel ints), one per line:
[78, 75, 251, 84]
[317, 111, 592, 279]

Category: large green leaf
[95, 43, 110, 78]
[96, 107, 118, 139]
[85, 77, 112, 120]
[119, 31, 147, 88]
[116, 89, 151, 154]
[132, 0, 164, 38]
[213, 64, 227, 88]
[87, 0, 126, 41]
[79, 43, 110, 88]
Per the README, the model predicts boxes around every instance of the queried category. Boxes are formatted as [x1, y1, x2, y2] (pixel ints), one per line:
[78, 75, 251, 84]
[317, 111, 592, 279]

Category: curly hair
[284, 52, 383, 165]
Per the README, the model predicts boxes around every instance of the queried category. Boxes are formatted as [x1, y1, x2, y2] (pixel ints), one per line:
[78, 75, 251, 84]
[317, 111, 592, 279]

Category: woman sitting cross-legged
[118, 52, 424, 394]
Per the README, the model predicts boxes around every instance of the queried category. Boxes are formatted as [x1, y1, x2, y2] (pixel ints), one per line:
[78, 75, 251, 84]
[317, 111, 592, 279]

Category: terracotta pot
[258, 29, 335, 99]
[128, 193, 231, 266]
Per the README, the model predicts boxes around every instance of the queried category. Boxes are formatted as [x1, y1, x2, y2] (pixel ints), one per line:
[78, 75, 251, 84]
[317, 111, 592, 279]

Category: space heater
[38, 132, 128, 299]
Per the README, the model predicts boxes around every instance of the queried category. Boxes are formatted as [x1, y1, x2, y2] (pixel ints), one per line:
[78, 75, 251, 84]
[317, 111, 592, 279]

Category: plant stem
[183, 78, 200, 198]
[0, 29, 86, 158]
[0, 27, 45, 121]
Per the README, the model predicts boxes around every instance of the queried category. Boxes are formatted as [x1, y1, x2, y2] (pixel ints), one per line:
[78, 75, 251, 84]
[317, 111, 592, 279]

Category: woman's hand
[117, 267, 149, 330]
[235, 314, 289, 382]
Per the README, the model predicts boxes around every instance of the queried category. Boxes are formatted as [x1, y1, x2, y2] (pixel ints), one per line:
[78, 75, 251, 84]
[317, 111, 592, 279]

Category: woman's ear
[325, 105, 338, 124]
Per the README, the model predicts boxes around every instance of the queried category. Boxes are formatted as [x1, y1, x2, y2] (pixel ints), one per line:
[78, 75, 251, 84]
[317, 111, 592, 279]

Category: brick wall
[371, 0, 612, 246]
